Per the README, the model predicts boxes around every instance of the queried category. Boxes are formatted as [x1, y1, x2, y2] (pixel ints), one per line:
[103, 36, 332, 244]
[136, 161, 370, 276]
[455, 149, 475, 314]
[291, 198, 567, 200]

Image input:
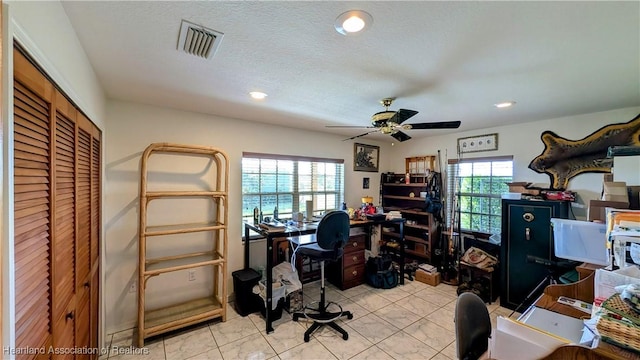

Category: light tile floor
[104, 280, 518, 360]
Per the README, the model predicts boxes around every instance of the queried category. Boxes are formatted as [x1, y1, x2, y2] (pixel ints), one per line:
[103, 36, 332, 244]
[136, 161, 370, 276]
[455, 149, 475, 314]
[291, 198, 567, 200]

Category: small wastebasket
[257, 279, 286, 321]
[232, 268, 262, 316]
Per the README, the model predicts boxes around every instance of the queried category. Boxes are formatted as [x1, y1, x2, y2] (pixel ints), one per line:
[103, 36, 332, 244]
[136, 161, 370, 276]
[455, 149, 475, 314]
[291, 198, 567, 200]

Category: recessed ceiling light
[249, 91, 268, 100]
[494, 101, 516, 108]
[334, 10, 373, 35]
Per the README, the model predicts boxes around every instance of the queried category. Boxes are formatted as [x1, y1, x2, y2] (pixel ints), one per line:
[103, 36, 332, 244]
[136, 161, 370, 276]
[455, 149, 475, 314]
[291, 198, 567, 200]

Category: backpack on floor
[365, 255, 399, 289]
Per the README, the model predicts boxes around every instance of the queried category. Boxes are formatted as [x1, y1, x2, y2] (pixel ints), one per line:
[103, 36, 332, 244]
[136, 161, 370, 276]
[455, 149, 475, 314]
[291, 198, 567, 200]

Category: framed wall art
[457, 133, 498, 154]
[354, 143, 379, 172]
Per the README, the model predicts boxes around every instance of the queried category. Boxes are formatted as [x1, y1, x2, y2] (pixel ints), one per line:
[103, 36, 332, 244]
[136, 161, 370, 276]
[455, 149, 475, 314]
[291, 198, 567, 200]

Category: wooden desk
[243, 218, 405, 333]
[533, 270, 640, 360]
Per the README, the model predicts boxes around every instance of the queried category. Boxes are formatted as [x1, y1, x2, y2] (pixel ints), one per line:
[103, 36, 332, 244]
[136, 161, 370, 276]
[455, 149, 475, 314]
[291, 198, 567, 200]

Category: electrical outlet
[129, 281, 136, 293]
[188, 270, 196, 281]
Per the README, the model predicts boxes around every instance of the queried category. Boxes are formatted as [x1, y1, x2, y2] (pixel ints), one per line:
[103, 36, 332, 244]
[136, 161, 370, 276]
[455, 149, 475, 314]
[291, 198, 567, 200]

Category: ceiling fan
[328, 98, 461, 142]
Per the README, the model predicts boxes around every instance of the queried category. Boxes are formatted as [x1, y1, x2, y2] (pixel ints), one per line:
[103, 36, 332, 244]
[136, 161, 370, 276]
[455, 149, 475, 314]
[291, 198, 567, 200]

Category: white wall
[3, 0, 107, 350]
[7, 0, 106, 126]
[104, 100, 389, 333]
[387, 107, 640, 219]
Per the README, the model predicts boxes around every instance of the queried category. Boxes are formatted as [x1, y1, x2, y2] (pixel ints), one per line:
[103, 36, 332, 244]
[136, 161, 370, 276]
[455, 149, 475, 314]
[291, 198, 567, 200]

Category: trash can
[256, 279, 287, 321]
[232, 268, 261, 316]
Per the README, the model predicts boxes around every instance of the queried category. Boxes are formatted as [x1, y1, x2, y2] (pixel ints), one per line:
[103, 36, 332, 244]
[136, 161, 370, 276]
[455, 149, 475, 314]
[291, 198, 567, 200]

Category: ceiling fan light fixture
[494, 101, 516, 108]
[335, 10, 372, 35]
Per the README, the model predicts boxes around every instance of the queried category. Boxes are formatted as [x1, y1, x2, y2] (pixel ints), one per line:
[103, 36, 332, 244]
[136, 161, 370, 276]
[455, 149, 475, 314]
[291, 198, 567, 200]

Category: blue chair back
[455, 292, 491, 360]
[316, 211, 350, 251]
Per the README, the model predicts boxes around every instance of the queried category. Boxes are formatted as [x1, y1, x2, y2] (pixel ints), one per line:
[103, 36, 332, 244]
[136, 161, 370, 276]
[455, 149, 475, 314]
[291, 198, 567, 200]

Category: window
[242, 152, 344, 225]
[447, 156, 513, 234]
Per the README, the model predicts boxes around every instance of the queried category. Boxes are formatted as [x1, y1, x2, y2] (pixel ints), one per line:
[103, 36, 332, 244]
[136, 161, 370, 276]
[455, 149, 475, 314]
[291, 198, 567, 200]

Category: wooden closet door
[52, 91, 77, 359]
[13, 48, 54, 358]
[89, 127, 101, 351]
[75, 114, 93, 359]
[14, 47, 102, 359]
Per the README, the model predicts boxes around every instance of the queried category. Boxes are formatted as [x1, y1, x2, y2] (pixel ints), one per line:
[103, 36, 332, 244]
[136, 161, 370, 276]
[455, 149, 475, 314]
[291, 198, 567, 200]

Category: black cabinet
[500, 199, 570, 311]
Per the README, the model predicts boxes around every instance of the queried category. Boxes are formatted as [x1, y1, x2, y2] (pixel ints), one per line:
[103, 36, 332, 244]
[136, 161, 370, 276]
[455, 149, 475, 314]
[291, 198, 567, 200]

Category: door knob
[66, 311, 74, 321]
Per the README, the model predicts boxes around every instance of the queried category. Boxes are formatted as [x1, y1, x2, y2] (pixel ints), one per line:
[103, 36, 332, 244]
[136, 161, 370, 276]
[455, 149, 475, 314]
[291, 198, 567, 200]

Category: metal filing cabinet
[500, 199, 569, 311]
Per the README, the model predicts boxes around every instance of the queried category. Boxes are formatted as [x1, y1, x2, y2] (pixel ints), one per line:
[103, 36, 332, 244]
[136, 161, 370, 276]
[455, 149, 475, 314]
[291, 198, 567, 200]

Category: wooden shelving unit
[380, 172, 439, 264]
[137, 143, 229, 347]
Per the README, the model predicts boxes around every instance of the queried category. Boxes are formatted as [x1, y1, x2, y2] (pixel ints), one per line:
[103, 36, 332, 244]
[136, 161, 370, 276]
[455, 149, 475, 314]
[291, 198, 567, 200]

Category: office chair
[455, 292, 492, 360]
[291, 211, 353, 342]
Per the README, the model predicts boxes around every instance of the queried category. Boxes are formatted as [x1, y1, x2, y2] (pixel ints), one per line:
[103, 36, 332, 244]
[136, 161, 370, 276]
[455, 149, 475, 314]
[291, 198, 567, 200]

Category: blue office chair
[455, 292, 492, 360]
[291, 211, 353, 342]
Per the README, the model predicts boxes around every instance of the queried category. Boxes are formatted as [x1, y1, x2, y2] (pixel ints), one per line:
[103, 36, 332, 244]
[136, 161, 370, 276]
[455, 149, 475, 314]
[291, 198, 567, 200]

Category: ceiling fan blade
[389, 109, 419, 125]
[343, 130, 380, 141]
[391, 131, 412, 142]
[326, 125, 376, 128]
[406, 121, 461, 130]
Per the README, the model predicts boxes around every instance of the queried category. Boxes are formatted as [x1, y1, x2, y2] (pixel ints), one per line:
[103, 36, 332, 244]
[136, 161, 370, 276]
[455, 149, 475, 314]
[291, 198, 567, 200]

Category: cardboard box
[506, 182, 540, 196]
[603, 181, 629, 202]
[587, 200, 629, 222]
[415, 269, 440, 286]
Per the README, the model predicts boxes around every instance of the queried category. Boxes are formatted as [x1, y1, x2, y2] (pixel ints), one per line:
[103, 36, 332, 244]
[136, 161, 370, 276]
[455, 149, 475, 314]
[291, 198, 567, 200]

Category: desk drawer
[344, 234, 366, 254]
[343, 252, 365, 268]
[343, 263, 365, 285]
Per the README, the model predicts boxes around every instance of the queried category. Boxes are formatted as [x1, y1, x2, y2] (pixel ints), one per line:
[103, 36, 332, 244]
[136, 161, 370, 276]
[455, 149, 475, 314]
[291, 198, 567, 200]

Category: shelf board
[406, 223, 431, 231]
[144, 296, 224, 337]
[382, 231, 401, 239]
[145, 191, 227, 200]
[400, 209, 431, 216]
[384, 195, 425, 201]
[145, 221, 226, 236]
[383, 183, 427, 187]
[145, 252, 224, 275]
[405, 249, 430, 259]
[405, 235, 429, 245]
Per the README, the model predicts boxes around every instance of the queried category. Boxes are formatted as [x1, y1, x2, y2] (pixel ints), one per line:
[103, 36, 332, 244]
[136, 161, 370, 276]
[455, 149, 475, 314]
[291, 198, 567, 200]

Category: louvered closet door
[52, 91, 77, 359]
[13, 48, 54, 358]
[14, 47, 102, 360]
[90, 132, 100, 351]
[75, 114, 94, 359]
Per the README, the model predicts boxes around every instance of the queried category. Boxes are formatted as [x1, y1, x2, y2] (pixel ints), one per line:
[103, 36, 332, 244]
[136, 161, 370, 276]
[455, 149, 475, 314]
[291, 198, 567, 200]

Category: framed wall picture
[363, 177, 370, 189]
[354, 143, 379, 172]
[457, 133, 499, 154]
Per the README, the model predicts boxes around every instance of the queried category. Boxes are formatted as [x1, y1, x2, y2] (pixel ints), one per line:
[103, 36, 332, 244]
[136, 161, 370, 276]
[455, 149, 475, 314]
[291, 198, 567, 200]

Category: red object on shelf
[544, 191, 575, 201]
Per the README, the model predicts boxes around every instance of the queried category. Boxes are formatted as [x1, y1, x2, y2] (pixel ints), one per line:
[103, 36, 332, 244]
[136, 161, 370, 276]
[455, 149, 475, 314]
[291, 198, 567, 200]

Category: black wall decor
[528, 114, 640, 190]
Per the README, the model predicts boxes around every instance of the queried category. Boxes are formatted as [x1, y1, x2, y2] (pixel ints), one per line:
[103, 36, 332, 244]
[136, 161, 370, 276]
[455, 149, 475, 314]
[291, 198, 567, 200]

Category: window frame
[242, 152, 345, 239]
[447, 155, 513, 235]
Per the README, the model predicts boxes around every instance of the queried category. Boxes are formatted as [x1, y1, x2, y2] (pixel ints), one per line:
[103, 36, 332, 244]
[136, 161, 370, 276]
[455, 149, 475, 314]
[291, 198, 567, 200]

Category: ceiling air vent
[177, 20, 224, 59]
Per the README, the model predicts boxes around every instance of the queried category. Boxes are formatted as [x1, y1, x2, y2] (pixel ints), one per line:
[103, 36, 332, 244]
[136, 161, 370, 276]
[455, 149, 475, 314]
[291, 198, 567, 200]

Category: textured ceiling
[61, 1, 640, 142]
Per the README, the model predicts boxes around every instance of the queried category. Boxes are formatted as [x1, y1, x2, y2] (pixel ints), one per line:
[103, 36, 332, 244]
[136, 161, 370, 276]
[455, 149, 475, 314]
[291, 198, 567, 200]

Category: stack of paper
[385, 211, 402, 220]
[418, 263, 437, 273]
[606, 209, 640, 267]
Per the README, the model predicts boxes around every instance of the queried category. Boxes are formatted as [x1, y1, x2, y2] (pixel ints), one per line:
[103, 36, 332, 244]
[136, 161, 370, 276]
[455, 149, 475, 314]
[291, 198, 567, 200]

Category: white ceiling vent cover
[177, 20, 224, 59]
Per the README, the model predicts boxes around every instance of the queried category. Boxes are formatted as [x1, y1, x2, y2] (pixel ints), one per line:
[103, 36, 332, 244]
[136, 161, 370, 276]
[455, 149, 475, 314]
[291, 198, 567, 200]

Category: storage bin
[550, 218, 609, 265]
[501, 192, 521, 200]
